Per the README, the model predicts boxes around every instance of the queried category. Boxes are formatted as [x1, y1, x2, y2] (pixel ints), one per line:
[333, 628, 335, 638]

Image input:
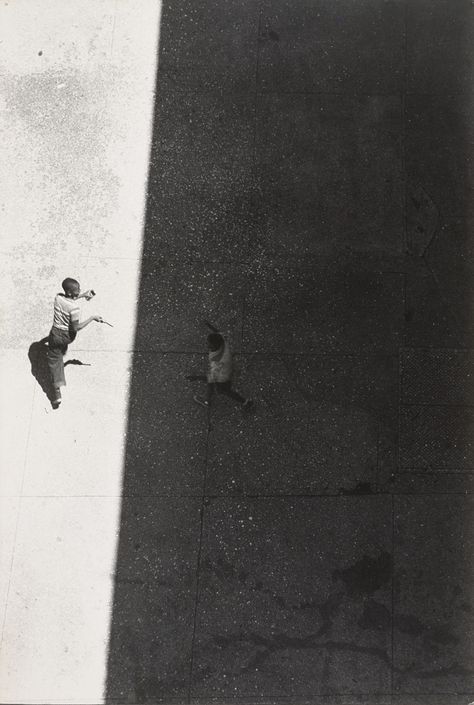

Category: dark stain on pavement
[358, 599, 391, 631]
[333, 551, 392, 597]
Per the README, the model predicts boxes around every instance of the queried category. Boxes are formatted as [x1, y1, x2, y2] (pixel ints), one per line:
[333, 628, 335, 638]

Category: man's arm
[71, 315, 103, 332]
[77, 289, 95, 301]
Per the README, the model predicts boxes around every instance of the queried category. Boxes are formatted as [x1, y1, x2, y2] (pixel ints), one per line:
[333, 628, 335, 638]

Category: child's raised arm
[203, 319, 219, 333]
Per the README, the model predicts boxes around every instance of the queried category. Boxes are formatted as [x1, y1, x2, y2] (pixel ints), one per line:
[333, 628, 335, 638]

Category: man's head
[62, 277, 80, 299]
[207, 333, 224, 351]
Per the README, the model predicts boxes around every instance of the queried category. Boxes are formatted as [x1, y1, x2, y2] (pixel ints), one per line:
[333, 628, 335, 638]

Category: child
[188, 320, 252, 409]
[47, 278, 103, 408]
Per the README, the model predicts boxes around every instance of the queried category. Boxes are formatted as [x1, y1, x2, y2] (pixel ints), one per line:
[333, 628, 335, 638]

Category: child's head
[62, 277, 80, 299]
[207, 333, 224, 351]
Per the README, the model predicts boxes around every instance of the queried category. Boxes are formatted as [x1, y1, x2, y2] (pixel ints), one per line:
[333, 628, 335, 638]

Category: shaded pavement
[106, 1, 474, 704]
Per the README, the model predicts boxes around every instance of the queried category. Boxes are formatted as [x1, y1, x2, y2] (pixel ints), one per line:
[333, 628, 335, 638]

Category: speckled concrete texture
[0, 1, 162, 702]
[106, 0, 474, 701]
[2, 0, 474, 704]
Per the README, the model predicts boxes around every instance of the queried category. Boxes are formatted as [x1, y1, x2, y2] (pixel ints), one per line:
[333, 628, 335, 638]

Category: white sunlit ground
[0, 2, 161, 701]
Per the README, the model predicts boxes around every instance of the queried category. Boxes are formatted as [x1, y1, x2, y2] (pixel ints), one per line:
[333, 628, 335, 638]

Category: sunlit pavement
[2, 1, 474, 704]
[0, 2, 161, 701]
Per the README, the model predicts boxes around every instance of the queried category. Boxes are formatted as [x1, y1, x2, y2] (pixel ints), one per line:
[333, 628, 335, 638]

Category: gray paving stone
[393, 496, 474, 694]
[144, 90, 258, 259]
[191, 497, 392, 700]
[390, 472, 474, 496]
[406, 0, 474, 95]
[425, 218, 474, 345]
[406, 95, 473, 219]
[258, 0, 405, 94]
[206, 354, 397, 494]
[401, 348, 474, 406]
[392, 696, 474, 705]
[106, 497, 201, 702]
[145, 188, 258, 261]
[123, 353, 208, 495]
[400, 405, 474, 472]
[149, 90, 255, 192]
[403, 265, 465, 349]
[134, 261, 245, 352]
[254, 93, 404, 257]
[190, 697, 391, 705]
[243, 266, 403, 354]
[156, 0, 259, 91]
[406, 184, 439, 257]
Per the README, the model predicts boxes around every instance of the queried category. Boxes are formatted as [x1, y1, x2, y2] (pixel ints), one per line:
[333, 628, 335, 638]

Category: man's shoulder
[55, 294, 79, 311]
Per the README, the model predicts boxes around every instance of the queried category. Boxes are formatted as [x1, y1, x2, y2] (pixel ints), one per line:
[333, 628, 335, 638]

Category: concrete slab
[122, 353, 208, 496]
[244, 266, 404, 354]
[255, 94, 404, 257]
[82, 257, 141, 352]
[400, 405, 474, 472]
[150, 91, 255, 193]
[0, 496, 121, 704]
[21, 351, 131, 497]
[391, 472, 474, 496]
[258, 0, 405, 94]
[0, 349, 36, 497]
[206, 354, 398, 495]
[0, 497, 20, 617]
[425, 218, 474, 344]
[392, 696, 474, 705]
[106, 497, 202, 703]
[401, 348, 474, 406]
[134, 261, 245, 353]
[145, 90, 257, 260]
[157, 0, 259, 92]
[191, 497, 392, 700]
[403, 265, 465, 349]
[393, 496, 474, 695]
[406, 0, 474, 95]
[145, 189, 258, 261]
[406, 95, 473, 220]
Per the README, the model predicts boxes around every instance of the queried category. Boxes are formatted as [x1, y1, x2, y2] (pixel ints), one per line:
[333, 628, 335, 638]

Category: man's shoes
[51, 387, 62, 409]
[193, 395, 209, 408]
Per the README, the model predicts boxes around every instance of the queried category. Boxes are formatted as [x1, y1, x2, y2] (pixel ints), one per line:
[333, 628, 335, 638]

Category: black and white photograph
[1, 1, 473, 703]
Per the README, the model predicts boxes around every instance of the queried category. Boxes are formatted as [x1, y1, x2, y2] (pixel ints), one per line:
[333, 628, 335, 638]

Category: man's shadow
[28, 337, 90, 406]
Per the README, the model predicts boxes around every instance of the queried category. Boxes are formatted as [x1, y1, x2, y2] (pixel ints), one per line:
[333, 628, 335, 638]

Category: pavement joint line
[140, 78, 473, 100]
[0, 378, 37, 649]
[187, 420, 211, 702]
[16, 492, 461, 500]
[252, 2, 263, 171]
[422, 251, 467, 345]
[397, 469, 474, 475]
[401, 402, 474, 408]
[48, 349, 407, 356]
[399, 469, 474, 475]
[390, 492, 395, 698]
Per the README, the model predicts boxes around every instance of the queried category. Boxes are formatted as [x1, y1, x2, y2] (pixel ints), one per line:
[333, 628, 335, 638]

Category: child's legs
[216, 380, 245, 404]
[47, 329, 69, 388]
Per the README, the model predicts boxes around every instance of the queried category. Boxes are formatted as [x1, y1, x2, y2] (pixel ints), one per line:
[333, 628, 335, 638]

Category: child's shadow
[28, 338, 90, 405]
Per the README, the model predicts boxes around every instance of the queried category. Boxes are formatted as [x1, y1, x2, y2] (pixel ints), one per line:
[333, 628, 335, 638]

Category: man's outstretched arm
[71, 314, 103, 332]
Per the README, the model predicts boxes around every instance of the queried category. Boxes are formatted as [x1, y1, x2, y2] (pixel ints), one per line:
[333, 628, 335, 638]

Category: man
[47, 277, 102, 408]
[188, 320, 252, 410]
